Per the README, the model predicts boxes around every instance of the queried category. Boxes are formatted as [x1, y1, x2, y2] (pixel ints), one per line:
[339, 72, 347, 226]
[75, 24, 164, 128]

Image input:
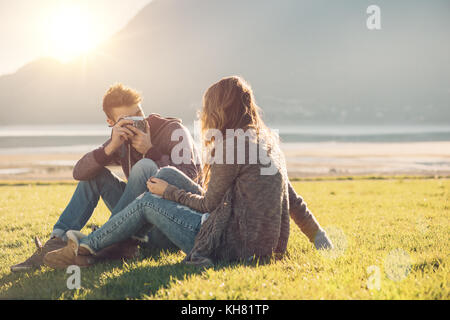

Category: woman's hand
[147, 177, 169, 196]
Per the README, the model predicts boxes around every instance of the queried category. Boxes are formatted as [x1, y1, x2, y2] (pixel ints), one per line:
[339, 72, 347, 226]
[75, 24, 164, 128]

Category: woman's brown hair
[199, 76, 276, 186]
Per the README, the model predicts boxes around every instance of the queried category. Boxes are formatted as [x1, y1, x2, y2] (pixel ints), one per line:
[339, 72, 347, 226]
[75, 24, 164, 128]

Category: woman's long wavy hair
[199, 76, 276, 187]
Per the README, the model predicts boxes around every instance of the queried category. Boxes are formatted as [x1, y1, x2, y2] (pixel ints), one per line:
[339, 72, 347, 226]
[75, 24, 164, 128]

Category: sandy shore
[1, 141, 450, 181]
[282, 141, 450, 177]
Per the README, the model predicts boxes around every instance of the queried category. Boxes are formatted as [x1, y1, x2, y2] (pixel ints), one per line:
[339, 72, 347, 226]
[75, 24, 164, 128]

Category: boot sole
[10, 265, 39, 272]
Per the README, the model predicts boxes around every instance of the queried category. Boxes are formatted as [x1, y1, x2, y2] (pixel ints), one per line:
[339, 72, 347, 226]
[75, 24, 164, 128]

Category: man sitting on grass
[11, 83, 202, 272]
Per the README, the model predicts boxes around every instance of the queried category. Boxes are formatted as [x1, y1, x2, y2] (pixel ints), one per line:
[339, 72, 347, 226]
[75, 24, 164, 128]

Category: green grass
[0, 177, 449, 299]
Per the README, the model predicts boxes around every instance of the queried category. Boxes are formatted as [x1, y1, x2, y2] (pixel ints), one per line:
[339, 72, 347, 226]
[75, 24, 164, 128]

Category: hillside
[0, 0, 449, 125]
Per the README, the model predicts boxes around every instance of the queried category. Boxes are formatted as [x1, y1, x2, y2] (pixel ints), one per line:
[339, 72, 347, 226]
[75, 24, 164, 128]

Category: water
[275, 125, 450, 143]
[0, 124, 109, 154]
[0, 124, 450, 154]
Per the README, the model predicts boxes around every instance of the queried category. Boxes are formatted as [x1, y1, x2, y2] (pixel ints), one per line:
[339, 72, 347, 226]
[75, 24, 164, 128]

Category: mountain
[1, 0, 449, 125]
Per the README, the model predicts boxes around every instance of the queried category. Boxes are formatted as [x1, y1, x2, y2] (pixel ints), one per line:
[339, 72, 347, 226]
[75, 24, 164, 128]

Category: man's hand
[105, 119, 135, 156]
[147, 177, 169, 196]
[127, 123, 152, 155]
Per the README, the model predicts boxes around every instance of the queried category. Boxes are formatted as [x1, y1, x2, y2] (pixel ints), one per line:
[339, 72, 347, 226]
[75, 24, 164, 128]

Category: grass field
[0, 177, 448, 299]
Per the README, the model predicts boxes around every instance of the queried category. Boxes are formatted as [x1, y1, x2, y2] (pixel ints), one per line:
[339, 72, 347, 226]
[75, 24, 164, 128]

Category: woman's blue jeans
[80, 166, 205, 254]
[52, 159, 179, 250]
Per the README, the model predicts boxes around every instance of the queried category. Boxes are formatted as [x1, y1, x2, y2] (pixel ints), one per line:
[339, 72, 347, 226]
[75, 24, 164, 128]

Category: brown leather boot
[92, 238, 140, 261]
[10, 236, 66, 272]
[43, 231, 94, 269]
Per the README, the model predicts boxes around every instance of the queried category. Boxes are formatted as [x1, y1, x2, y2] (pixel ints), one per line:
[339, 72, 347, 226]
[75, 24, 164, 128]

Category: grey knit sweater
[163, 136, 320, 263]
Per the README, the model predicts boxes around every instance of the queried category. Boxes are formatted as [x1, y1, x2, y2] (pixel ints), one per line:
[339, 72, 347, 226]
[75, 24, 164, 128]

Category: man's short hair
[102, 83, 142, 118]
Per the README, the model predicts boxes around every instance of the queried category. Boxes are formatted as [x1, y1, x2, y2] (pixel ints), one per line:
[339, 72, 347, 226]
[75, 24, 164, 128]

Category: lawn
[0, 177, 448, 299]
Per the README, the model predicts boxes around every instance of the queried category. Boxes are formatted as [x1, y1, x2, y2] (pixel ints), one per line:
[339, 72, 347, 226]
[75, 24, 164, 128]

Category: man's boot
[10, 236, 66, 272]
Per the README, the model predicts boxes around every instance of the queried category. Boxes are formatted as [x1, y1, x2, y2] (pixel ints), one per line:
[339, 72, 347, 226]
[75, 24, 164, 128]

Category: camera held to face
[123, 116, 147, 133]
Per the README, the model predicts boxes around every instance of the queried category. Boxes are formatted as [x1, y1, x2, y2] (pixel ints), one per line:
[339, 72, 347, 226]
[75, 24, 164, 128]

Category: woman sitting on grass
[44, 76, 332, 268]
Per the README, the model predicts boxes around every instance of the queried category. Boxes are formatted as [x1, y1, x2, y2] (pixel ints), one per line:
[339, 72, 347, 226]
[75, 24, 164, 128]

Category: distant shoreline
[1, 124, 450, 153]
[0, 141, 449, 181]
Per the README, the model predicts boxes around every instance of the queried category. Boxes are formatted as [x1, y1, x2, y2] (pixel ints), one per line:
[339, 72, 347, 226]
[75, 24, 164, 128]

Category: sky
[0, 0, 152, 76]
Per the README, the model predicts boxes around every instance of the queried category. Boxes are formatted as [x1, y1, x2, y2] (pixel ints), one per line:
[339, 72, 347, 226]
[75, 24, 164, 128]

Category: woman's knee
[155, 166, 183, 182]
[156, 166, 202, 195]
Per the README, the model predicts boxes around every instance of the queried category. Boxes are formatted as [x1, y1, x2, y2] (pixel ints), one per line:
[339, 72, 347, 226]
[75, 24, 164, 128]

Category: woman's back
[166, 134, 291, 263]
[230, 139, 290, 258]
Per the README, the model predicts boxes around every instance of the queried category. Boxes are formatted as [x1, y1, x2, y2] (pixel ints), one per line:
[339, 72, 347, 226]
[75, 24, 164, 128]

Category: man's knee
[77, 168, 112, 198]
[129, 159, 159, 181]
[79, 167, 112, 191]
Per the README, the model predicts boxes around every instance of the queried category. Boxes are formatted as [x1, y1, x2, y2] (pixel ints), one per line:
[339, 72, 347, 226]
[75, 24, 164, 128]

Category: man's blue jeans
[52, 159, 176, 250]
[80, 166, 205, 254]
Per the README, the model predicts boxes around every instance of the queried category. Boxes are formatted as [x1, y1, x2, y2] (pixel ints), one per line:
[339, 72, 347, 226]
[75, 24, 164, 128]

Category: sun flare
[48, 5, 97, 62]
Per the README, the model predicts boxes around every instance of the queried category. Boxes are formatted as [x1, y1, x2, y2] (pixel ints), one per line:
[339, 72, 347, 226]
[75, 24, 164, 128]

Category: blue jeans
[80, 167, 205, 254]
[52, 159, 176, 249]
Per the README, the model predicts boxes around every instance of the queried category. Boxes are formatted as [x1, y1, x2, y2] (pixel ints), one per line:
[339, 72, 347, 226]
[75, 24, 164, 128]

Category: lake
[0, 124, 450, 154]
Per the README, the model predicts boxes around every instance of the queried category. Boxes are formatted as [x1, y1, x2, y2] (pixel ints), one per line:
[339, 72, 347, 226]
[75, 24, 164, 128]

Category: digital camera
[123, 116, 147, 133]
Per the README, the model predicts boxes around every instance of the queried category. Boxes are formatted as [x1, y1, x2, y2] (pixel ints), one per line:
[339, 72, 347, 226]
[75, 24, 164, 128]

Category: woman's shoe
[183, 253, 214, 268]
[93, 238, 140, 261]
[43, 231, 95, 269]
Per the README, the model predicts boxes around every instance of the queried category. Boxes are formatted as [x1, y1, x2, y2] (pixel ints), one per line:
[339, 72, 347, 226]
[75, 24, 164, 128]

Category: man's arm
[72, 138, 121, 181]
[73, 118, 135, 181]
